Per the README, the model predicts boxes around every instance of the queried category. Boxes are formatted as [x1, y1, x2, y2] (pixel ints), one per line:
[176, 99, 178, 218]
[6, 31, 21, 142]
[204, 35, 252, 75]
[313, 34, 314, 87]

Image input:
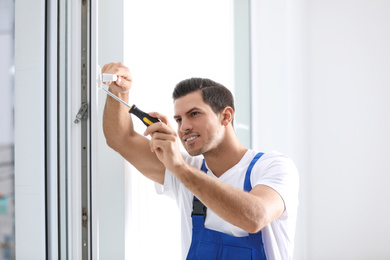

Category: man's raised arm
[101, 62, 166, 184]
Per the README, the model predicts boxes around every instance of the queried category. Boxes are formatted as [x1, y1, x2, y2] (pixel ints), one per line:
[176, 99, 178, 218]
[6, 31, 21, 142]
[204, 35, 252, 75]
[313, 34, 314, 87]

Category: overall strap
[243, 152, 264, 192]
[191, 160, 208, 225]
[201, 159, 208, 173]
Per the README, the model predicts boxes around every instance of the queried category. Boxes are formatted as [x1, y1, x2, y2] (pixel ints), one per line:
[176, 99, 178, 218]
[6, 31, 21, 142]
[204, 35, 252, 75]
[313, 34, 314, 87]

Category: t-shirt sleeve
[250, 152, 299, 220]
[155, 152, 203, 201]
[155, 168, 177, 199]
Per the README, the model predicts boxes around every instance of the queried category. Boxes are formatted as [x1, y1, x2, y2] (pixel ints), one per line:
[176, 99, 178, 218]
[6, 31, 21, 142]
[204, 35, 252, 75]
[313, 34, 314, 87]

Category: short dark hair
[172, 78, 235, 117]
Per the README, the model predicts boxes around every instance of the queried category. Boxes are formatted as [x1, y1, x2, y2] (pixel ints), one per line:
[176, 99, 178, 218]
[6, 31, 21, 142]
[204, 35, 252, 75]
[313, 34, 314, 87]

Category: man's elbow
[104, 135, 123, 152]
[105, 138, 115, 149]
[103, 128, 124, 150]
[245, 218, 267, 234]
[243, 207, 273, 234]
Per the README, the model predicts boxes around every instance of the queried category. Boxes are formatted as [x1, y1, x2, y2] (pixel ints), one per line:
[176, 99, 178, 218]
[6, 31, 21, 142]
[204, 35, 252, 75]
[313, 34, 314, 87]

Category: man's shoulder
[249, 150, 298, 177]
[253, 150, 295, 165]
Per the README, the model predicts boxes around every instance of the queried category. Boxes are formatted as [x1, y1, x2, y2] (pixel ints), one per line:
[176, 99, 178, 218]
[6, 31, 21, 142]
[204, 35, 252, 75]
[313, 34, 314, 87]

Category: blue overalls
[186, 153, 267, 260]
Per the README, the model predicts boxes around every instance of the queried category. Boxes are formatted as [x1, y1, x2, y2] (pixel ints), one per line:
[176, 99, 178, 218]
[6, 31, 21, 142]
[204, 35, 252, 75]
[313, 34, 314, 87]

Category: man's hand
[143, 112, 186, 173]
[101, 62, 132, 94]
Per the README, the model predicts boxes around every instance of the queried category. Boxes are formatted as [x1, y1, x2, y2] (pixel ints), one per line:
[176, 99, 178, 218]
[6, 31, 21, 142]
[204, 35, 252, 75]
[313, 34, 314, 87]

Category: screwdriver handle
[129, 104, 160, 126]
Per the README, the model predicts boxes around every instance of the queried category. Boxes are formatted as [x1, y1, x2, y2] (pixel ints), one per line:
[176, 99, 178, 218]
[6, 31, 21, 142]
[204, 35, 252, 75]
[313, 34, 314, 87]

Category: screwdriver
[100, 73, 160, 127]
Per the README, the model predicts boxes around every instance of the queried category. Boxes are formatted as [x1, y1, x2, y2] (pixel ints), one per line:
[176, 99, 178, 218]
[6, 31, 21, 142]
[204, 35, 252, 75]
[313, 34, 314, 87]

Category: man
[102, 62, 299, 259]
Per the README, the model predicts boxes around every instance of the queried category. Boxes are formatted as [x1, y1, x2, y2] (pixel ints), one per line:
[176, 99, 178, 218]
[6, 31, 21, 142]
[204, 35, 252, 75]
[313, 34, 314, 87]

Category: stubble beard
[184, 130, 224, 157]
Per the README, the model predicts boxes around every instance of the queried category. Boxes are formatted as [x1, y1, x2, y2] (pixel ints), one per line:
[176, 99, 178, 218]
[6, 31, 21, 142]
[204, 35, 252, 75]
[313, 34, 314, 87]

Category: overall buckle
[191, 198, 207, 218]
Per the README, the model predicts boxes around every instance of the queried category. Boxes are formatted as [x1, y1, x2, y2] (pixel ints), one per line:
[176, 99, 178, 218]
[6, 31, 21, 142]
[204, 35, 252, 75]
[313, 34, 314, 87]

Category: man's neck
[203, 130, 247, 178]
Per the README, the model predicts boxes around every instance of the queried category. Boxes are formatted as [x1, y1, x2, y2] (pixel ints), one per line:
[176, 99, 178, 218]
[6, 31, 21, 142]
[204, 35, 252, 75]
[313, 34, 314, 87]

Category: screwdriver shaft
[101, 87, 131, 109]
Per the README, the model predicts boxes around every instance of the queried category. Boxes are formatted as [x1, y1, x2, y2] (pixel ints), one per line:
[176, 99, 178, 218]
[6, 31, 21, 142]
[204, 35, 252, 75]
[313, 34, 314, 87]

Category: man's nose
[180, 119, 192, 133]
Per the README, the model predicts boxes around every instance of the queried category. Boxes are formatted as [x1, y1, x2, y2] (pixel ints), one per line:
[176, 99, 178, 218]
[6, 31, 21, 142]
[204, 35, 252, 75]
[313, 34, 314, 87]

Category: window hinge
[74, 102, 88, 123]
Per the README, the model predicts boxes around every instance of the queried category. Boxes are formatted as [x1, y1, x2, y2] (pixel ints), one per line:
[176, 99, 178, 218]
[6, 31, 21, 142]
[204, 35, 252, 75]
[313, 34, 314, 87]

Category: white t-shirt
[155, 150, 299, 260]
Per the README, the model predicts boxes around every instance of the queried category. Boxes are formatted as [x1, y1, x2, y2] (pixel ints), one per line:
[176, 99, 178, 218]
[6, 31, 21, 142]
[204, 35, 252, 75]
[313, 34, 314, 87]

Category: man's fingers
[149, 112, 171, 126]
[143, 111, 174, 137]
[143, 121, 171, 137]
[151, 131, 177, 142]
[149, 134, 177, 155]
[101, 62, 132, 83]
[116, 76, 123, 85]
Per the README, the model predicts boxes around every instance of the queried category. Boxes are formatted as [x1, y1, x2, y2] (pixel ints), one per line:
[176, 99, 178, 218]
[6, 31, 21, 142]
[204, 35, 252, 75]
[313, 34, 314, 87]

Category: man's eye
[176, 118, 182, 123]
[191, 112, 199, 117]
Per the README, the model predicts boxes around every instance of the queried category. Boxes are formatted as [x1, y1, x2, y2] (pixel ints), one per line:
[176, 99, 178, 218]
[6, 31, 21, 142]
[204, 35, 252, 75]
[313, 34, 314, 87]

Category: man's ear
[220, 106, 234, 126]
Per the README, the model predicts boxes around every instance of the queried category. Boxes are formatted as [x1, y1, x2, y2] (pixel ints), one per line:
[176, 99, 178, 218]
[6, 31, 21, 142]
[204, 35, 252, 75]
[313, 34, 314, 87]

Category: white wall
[307, 1, 390, 258]
[251, 0, 390, 259]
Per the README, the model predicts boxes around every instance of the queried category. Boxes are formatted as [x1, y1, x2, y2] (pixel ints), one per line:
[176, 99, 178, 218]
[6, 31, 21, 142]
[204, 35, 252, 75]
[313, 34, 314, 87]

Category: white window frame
[14, 0, 99, 259]
[14, 0, 47, 258]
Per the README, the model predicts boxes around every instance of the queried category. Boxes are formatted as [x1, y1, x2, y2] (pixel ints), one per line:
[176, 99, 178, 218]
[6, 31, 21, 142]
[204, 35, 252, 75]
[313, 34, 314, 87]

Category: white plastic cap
[102, 73, 118, 83]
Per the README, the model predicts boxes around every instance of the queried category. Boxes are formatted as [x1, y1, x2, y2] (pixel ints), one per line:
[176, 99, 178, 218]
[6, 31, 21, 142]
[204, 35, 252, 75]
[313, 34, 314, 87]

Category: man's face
[174, 91, 224, 156]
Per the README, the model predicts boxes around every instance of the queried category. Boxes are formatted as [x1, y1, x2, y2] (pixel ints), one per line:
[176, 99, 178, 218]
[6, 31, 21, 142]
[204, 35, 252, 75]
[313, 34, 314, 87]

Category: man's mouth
[186, 136, 197, 142]
[183, 134, 200, 144]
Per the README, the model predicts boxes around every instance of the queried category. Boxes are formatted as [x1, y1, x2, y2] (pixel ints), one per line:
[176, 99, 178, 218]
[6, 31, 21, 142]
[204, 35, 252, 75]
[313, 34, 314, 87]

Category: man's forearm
[173, 164, 273, 233]
[103, 90, 133, 150]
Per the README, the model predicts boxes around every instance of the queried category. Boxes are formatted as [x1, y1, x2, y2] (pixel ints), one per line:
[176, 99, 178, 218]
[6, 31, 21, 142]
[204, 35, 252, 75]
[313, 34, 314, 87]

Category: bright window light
[123, 1, 233, 259]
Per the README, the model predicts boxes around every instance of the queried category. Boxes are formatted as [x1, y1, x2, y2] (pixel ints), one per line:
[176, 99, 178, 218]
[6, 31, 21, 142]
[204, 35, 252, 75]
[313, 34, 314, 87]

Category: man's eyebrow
[173, 107, 202, 119]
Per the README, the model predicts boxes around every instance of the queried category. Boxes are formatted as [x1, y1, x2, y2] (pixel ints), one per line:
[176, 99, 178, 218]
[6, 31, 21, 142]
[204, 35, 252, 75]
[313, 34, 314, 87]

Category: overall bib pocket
[195, 241, 253, 260]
